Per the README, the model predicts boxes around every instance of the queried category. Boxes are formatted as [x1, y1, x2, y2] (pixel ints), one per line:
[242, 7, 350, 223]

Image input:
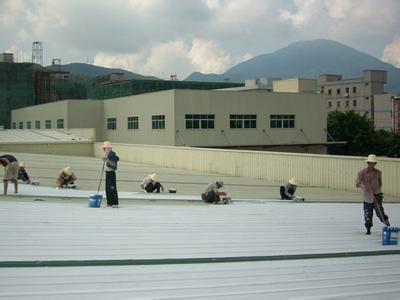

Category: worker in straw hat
[0, 154, 20, 195]
[17, 162, 31, 184]
[140, 173, 164, 193]
[56, 166, 77, 189]
[280, 177, 298, 200]
[201, 180, 227, 204]
[102, 141, 120, 207]
[355, 154, 390, 235]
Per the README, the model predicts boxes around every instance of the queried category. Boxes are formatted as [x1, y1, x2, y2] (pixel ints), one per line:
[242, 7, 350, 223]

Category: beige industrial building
[12, 87, 327, 153]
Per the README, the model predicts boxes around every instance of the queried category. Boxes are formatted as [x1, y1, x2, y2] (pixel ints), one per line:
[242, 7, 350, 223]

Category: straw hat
[216, 180, 224, 188]
[288, 177, 297, 185]
[149, 173, 158, 181]
[102, 141, 112, 148]
[366, 154, 378, 164]
[19, 162, 27, 168]
[62, 166, 72, 175]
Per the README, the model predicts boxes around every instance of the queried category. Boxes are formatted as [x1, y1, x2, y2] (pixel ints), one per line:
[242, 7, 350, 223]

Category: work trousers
[201, 191, 220, 204]
[364, 193, 389, 229]
[145, 182, 162, 193]
[105, 171, 118, 206]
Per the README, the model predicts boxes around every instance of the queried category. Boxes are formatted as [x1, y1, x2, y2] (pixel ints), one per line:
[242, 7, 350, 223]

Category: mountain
[185, 39, 400, 92]
[45, 63, 158, 80]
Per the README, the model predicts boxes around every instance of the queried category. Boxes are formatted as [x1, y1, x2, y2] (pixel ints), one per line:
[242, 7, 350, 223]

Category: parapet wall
[94, 142, 400, 198]
[0, 141, 93, 157]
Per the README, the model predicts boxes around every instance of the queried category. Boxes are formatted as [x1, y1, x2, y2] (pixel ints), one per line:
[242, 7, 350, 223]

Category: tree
[327, 111, 375, 155]
[327, 111, 400, 156]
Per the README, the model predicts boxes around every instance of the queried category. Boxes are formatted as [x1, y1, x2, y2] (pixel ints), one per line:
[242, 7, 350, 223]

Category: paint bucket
[31, 181, 40, 186]
[382, 226, 399, 245]
[169, 188, 177, 193]
[88, 194, 102, 208]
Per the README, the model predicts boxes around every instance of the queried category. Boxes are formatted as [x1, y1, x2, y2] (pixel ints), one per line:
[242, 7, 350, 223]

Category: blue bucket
[88, 194, 102, 208]
[382, 226, 399, 245]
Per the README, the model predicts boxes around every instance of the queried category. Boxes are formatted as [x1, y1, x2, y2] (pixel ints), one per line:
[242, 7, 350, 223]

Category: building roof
[0, 152, 399, 298]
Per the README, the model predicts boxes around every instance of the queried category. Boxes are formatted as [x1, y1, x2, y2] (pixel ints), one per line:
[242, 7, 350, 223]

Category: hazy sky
[1, 0, 400, 79]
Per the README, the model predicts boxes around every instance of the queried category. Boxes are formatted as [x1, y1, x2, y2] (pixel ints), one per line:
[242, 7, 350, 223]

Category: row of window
[328, 99, 358, 108]
[13, 119, 64, 130]
[107, 114, 296, 130]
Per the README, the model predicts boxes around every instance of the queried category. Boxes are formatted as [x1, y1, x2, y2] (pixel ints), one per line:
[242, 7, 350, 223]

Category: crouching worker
[56, 166, 77, 189]
[140, 173, 164, 193]
[0, 154, 19, 195]
[18, 162, 31, 184]
[202, 180, 229, 204]
[280, 178, 298, 200]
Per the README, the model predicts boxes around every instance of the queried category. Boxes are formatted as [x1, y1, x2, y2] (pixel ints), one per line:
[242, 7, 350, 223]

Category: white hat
[216, 180, 224, 187]
[366, 154, 378, 164]
[288, 177, 297, 185]
[149, 173, 158, 181]
[102, 141, 112, 148]
[63, 166, 72, 175]
[19, 162, 27, 168]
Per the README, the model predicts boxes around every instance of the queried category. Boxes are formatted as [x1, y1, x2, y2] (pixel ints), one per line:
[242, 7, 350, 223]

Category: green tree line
[327, 111, 400, 157]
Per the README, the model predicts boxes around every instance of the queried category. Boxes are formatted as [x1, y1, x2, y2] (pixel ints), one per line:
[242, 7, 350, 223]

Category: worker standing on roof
[102, 141, 119, 208]
[355, 154, 390, 235]
[0, 154, 19, 195]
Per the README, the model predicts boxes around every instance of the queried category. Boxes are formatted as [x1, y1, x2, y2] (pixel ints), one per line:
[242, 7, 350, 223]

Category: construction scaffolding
[0, 62, 35, 128]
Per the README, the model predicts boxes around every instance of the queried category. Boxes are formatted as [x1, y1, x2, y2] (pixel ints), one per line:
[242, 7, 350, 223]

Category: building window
[57, 119, 64, 129]
[328, 101, 332, 107]
[337, 101, 341, 107]
[185, 114, 214, 129]
[19, 122, 23, 129]
[12, 122, 16, 129]
[127, 116, 139, 130]
[152, 115, 165, 129]
[365, 97, 369, 100]
[26, 121, 31, 129]
[270, 114, 295, 129]
[336, 88, 341, 95]
[353, 87, 357, 93]
[107, 118, 117, 130]
[230, 114, 257, 129]
[45, 120, 51, 129]
[353, 100, 357, 107]
[35, 120, 40, 129]
[345, 101, 349, 107]
[328, 89, 332, 95]
[345, 87, 349, 94]
[320, 87, 324, 93]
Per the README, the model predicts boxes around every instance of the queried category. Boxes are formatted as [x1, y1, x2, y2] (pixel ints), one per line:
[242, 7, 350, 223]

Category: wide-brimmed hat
[216, 180, 224, 188]
[102, 141, 112, 148]
[63, 166, 72, 175]
[19, 162, 27, 168]
[289, 177, 297, 185]
[149, 173, 158, 181]
[366, 154, 378, 164]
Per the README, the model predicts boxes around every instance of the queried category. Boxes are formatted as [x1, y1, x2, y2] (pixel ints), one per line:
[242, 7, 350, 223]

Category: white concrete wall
[93, 143, 400, 198]
[101, 90, 175, 145]
[174, 89, 326, 148]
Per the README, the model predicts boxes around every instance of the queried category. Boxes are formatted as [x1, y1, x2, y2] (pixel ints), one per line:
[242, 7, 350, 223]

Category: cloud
[381, 36, 400, 68]
[279, 0, 320, 27]
[0, 0, 25, 26]
[94, 38, 241, 79]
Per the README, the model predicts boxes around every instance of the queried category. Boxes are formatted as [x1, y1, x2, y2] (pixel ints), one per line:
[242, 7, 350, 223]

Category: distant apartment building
[318, 70, 400, 132]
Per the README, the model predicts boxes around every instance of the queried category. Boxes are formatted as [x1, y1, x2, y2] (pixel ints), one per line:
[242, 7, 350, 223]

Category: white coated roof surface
[0, 129, 88, 143]
[0, 152, 399, 299]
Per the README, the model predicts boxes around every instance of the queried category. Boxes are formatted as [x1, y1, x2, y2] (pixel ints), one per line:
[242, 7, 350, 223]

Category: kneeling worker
[140, 173, 164, 193]
[202, 180, 228, 204]
[56, 166, 77, 189]
[280, 177, 298, 200]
